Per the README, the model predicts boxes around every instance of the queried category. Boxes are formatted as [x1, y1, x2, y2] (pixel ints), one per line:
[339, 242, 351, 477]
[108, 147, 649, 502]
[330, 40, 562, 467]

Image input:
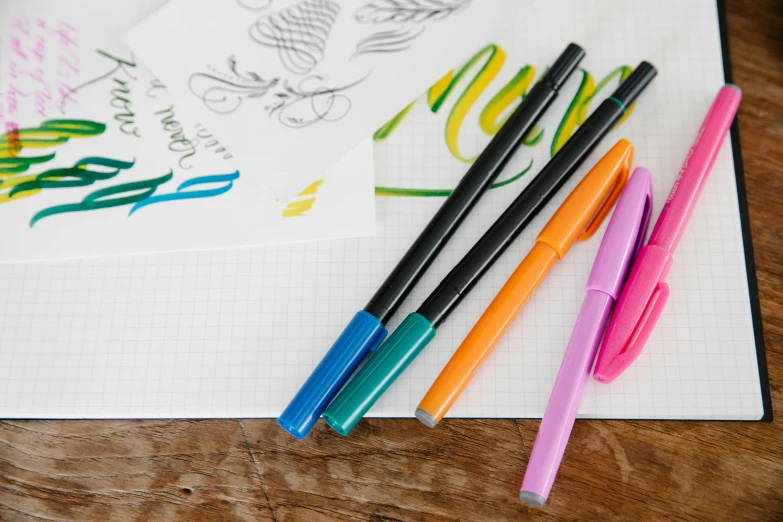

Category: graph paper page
[0, 0, 766, 420]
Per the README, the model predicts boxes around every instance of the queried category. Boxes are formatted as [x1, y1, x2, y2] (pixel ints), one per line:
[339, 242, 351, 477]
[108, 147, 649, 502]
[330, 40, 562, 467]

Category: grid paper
[0, 0, 765, 420]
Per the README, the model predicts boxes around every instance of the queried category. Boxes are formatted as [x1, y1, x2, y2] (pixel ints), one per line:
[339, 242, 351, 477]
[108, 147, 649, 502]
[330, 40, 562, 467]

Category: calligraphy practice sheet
[126, 0, 526, 200]
[0, 0, 375, 262]
[0, 0, 768, 421]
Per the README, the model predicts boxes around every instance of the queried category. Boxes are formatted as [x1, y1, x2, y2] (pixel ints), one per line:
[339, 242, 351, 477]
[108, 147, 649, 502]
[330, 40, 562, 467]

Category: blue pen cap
[277, 310, 387, 439]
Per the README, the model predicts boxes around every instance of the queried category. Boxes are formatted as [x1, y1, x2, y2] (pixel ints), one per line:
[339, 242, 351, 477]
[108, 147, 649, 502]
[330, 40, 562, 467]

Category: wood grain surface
[1, 1, 781, 520]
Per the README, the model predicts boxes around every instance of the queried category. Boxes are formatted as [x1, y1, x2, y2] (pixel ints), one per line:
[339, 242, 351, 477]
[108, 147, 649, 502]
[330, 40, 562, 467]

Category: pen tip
[520, 491, 547, 506]
[415, 408, 438, 428]
[726, 83, 742, 95]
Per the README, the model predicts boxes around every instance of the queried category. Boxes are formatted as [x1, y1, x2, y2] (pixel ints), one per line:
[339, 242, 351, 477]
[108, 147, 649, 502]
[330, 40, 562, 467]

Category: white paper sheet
[0, 0, 375, 262]
[0, 0, 767, 421]
[125, 0, 525, 201]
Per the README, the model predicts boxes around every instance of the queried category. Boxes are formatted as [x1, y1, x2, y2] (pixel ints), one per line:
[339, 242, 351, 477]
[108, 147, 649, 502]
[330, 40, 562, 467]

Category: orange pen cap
[539, 138, 633, 249]
[416, 139, 634, 426]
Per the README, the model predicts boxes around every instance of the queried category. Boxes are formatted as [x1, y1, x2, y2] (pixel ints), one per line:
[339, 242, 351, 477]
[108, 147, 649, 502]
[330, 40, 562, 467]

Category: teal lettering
[11, 156, 135, 197]
[129, 170, 239, 215]
[31, 170, 172, 227]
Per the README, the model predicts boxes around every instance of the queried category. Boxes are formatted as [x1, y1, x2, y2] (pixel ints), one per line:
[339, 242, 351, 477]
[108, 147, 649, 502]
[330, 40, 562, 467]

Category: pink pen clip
[520, 167, 652, 506]
[593, 84, 742, 383]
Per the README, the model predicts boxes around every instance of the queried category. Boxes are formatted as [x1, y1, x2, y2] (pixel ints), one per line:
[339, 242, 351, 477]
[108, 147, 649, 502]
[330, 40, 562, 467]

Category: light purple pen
[520, 167, 653, 506]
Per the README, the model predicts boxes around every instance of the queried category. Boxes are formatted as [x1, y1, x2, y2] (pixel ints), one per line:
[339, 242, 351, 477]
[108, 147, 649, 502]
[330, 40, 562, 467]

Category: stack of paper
[127, 0, 522, 202]
[2, 0, 522, 261]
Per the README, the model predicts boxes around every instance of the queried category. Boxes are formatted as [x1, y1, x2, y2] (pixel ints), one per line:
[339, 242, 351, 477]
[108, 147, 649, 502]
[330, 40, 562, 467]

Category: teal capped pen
[322, 313, 435, 435]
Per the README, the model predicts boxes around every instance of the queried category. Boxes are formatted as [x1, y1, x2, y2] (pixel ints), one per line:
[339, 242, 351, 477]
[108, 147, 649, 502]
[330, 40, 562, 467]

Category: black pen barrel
[364, 44, 586, 324]
[418, 61, 657, 328]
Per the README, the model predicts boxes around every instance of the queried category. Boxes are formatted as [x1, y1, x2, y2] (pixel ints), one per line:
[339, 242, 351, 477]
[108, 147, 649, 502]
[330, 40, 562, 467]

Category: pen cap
[612, 62, 658, 108]
[536, 139, 634, 258]
[539, 43, 586, 89]
[593, 244, 672, 383]
[586, 167, 653, 299]
[277, 310, 387, 439]
[322, 313, 436, 436]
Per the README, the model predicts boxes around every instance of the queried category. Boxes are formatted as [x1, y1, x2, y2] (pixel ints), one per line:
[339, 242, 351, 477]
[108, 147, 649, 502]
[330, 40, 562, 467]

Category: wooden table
[1, 1, 781, 520]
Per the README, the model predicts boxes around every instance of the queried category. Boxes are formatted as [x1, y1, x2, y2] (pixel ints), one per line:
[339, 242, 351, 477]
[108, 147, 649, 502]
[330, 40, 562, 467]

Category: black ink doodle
[188, 56, 367, 128]
[188, 57, 278, 114]
[249, 0, 341, 75]
[355, 0, 471, 24]
[351, 26, 425, 59]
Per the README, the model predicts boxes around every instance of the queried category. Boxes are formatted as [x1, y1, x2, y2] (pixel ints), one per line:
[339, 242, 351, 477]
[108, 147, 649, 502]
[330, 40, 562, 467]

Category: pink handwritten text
[1, 16, 79, 124]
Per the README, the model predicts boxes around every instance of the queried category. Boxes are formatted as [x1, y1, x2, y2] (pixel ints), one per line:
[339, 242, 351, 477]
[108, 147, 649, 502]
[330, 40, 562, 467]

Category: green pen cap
[322, 313, 436, 436]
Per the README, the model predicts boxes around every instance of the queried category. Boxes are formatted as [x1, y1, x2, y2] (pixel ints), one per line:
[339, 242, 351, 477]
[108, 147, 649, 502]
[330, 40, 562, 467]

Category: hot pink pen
[520, 167, 653, 506]
[593, 85, 742, 383]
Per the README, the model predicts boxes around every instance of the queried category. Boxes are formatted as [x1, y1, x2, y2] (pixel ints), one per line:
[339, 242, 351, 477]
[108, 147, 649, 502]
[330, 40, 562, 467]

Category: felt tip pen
[417, 139, 635, 427]
[519, 166, 653, 507]
[322, 62, 657, 437]
[277, 43, 586, 439]
[593, 84, 742, 383]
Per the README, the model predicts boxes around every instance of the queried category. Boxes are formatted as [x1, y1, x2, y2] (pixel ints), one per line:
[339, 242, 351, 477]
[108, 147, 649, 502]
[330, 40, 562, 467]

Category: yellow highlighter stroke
[373, 43, 639, 197]
[283, 179, 323, 217]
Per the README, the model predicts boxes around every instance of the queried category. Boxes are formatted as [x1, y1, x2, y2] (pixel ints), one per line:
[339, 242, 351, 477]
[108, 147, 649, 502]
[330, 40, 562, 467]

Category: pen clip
[619, 250, 673, 358]
[620, 281, 670, 357]
[578, 142, 633, 241]
[594, 244, 672, 383]
[538, 139, 633, 257]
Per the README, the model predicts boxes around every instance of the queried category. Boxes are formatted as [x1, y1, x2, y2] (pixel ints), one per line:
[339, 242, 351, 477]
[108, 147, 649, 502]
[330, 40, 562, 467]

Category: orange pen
[416, 139, 634, 427]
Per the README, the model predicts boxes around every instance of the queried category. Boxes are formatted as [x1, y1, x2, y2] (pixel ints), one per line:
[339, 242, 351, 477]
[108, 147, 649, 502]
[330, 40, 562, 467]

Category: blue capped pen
[277, 43, 586, 439]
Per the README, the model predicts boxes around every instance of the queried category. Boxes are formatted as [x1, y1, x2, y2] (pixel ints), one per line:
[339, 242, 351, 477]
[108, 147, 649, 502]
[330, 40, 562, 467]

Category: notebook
[0, 0, 770, 421]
